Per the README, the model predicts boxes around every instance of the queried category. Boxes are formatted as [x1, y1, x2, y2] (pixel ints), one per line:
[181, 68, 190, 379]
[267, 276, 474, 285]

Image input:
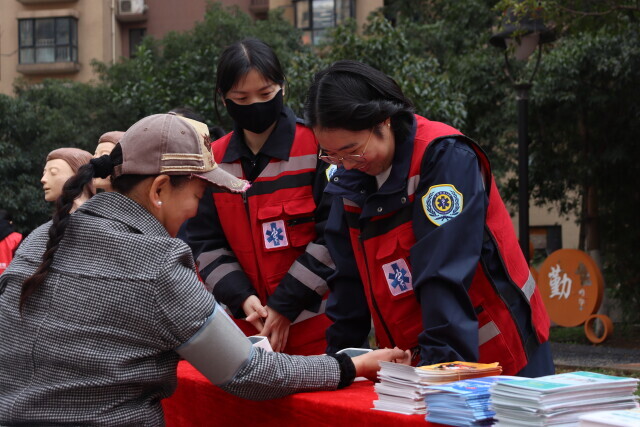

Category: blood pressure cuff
[176, 303, 253, 386]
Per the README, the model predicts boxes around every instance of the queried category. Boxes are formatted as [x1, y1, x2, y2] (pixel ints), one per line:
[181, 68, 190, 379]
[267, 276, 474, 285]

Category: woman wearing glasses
[304, 60, 554, 377]
[183, 38, 333, 355]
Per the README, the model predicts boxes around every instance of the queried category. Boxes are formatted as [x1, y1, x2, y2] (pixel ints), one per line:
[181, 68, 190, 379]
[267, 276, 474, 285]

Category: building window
[18, 17, 78, 64]
[294, 0, 354, 45]
[129, 28, 146, 58]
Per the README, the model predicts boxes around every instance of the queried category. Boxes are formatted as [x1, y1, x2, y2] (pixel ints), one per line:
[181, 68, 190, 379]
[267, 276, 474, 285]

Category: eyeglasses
[318, 128, 373, 165]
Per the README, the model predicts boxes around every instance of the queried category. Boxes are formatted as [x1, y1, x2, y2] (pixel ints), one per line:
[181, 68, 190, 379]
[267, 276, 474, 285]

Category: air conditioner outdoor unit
[118, 0, 146, 15]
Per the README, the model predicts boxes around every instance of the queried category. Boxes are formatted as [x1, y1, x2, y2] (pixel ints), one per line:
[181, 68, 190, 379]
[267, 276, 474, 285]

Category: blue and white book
[490, 371, 639, 426]
[424, 376, 520, 427]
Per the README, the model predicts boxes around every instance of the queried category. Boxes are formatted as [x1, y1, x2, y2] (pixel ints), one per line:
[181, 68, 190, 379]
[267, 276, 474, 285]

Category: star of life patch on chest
[326, 164, 338, 181]
[382, 258, 413, 296]
[262, 220, 289, 249]
[422, 184, 463, 226]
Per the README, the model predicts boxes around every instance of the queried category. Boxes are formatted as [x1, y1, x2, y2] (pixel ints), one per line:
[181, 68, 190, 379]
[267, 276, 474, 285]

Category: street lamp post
[490, 8, 554, 263]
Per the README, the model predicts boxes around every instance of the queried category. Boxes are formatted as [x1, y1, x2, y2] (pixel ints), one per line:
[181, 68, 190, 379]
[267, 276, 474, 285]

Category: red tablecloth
[163, 361, 438, 426]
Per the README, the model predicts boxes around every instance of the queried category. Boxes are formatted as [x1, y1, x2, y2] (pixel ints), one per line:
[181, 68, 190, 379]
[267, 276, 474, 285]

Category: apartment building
[0, 0, 382, 95]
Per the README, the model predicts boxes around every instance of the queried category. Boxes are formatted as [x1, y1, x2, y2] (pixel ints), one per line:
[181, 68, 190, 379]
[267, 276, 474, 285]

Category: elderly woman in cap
[93, 131, 125, 192]
[41, 148, 94, 211]
[0, 113, 409, 425]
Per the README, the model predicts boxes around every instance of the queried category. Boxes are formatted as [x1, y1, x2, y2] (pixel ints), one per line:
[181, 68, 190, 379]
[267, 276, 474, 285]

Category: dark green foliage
[529, 25, 640, 320]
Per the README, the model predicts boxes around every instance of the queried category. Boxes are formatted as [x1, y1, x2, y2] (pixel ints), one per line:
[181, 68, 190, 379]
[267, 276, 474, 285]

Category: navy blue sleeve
[267, 161, 336, 321]
[410, 137, 488, 365]
[183, 187, 256, 318]
[323, 195, 372, 353]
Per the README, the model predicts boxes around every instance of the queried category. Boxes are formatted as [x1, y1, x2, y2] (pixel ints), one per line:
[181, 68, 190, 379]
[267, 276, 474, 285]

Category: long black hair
[214, 38, 286, 121]
[304, 60, 415, 142]
[19, 144, 188, 310]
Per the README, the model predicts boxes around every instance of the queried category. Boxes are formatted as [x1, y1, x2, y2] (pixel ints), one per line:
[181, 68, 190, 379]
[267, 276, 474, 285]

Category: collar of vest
[223, 106, 297, 163]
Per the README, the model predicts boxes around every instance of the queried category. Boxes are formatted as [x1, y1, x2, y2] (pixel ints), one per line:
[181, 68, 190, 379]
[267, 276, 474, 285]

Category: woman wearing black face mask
[183, 38, 336, 356]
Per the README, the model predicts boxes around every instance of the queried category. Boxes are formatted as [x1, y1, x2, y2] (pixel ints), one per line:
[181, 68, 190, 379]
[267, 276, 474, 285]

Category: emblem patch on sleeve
[326, 164, 338, 181]
[422, 184, 463, 226]
[382, 258, 413, 296]
[262, 220, 289, 249]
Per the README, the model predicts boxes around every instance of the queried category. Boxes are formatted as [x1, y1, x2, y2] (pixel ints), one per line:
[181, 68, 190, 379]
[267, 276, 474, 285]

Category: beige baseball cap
[113, 113, 249, 193]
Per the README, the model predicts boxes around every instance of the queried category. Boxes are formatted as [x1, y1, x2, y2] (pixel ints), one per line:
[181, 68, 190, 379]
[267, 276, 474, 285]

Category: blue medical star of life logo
[388, 263, 410, 291]
[266, 222, 284, 246]
[422, 184, 464, 227]
[382, 258, 413, 296]
[262, 219, 289, 249]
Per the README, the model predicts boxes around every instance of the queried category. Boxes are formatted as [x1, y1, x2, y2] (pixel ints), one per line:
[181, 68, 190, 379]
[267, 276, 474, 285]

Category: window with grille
[18, 17, 78, 64]
[293, 0, 354, 45]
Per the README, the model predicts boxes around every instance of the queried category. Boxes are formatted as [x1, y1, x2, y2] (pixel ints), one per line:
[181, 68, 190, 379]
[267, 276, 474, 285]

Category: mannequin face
[94, 142, 115, 158]
[93, 142, 116, 191]
[41, 159, 75, 202]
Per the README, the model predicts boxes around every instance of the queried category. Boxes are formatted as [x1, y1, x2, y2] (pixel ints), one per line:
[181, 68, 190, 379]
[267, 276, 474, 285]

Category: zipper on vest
[359, 234, 396, 348]
[287, 216, 315, 226]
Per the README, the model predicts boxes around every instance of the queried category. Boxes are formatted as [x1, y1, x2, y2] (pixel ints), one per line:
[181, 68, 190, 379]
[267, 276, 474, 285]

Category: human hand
[259, 306, 291, 352]
[351, 347, 411, 382]
[242, 295, 267, 331]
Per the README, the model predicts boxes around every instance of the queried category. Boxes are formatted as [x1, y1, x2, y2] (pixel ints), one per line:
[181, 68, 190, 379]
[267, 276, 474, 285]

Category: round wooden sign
[537, 249, 604, 327]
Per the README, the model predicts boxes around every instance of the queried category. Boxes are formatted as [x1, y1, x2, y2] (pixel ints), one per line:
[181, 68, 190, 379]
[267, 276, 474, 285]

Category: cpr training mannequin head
[93, 131, 125, 192]
[42, 148, 95, 208]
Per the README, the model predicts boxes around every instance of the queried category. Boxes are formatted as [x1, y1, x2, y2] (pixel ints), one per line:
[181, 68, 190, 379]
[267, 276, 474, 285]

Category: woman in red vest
[0, 210, 22, 275]
[183, 39, 334, 355]
[303, 60, 554, 376]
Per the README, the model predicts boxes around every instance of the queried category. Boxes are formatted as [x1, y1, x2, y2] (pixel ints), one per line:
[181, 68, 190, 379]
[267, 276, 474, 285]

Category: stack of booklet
[372, 361, 502, 415]
[579, 407, 640, 427]
[424, 376, 520, 426]
[490, 371, 639, 426]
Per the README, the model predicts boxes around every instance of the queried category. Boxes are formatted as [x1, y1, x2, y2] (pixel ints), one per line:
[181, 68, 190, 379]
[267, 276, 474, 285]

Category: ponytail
[19, 154, 114, 310]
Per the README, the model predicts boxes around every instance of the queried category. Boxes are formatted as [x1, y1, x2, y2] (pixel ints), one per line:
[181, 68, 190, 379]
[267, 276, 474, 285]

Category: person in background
[0, 113, 410, 425]
[42, 148, 94, 211]
[0, 210, 22, 275]
[183, 38, 335, 355]
[93, 131, 125, 192]
[303, 60, 554, 377]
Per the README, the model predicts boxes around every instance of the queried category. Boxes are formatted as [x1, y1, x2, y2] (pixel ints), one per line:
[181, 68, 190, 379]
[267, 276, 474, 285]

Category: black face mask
[225, 89, 284, 134]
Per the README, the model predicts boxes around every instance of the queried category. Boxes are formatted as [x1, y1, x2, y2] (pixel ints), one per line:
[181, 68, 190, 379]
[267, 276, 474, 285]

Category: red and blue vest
[211, 125, 332, 355]
[343, 116, 550, 374]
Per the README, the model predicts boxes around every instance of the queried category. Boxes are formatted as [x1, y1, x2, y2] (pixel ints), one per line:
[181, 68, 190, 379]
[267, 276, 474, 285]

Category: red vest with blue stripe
[343, 116, 550, 374]
[211, 125, 331, 355]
